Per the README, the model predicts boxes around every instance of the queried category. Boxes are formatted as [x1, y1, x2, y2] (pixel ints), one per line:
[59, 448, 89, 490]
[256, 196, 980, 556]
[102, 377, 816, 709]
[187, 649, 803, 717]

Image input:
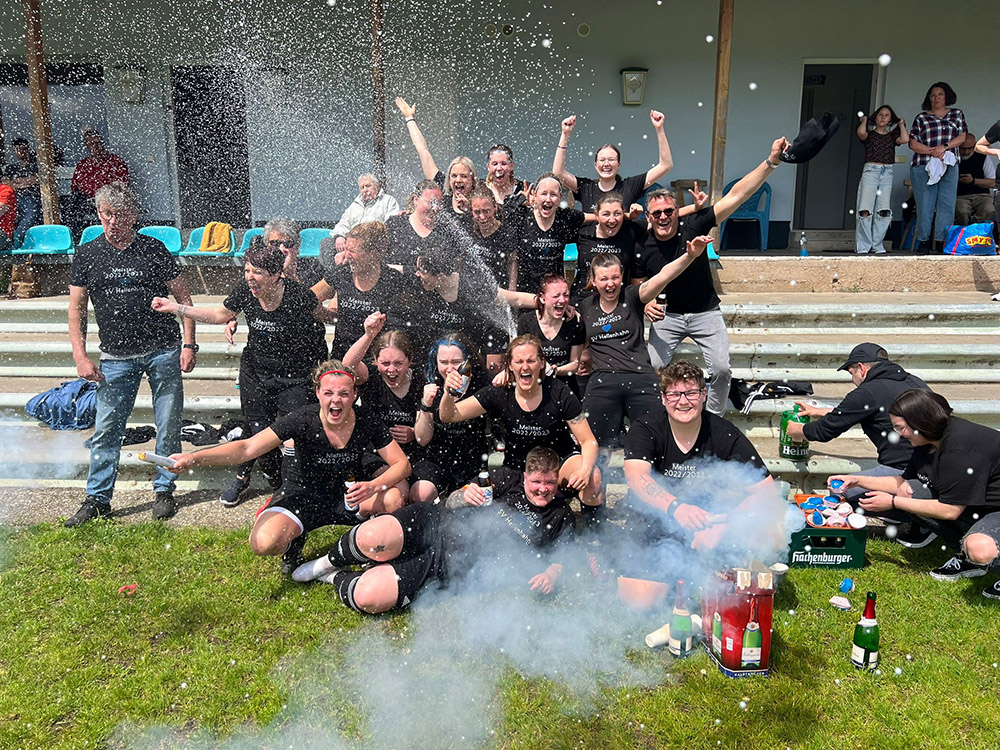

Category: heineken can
[779, 405, 810, 461]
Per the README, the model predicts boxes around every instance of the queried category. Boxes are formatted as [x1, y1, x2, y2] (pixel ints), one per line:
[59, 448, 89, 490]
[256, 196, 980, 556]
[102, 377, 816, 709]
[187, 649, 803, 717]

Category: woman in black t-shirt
[470, 185, 517, 289]
[395, 97, 477, 219]
[485, 143, 524, 208]
[833, 389, 1000, 589]
[409, 333, 492, 503]
[385, 181, 463, 269]
[516, 273, 585, 394]
[439, 334, 603, 524]
[569, 191, 643, 302]
[169, 360, 410, 576]
[151, 240, 330, 507]
[578, 240, 709, 454]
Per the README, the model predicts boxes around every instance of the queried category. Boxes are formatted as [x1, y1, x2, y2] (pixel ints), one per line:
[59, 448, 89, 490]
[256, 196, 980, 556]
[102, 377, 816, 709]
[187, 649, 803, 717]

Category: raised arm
[395, 97, 440, 181]
[895, 118, 909, 146]
[552, 115, 579, 192]
[637, 236, 710, 303]
[341, 312, 385, 384]
[975, 135, 1000, 159]
[712, 138, 788, 224]
[856, 115, 869, 141]
[170, 428, 283, 472]
[438, 371, 488, 423]
[643, 109, 674, 189]
[496, 288, 538, 309]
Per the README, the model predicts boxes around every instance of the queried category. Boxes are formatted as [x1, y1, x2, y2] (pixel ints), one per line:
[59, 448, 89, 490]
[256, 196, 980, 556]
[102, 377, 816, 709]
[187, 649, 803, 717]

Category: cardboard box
[701, 564, 775, 678]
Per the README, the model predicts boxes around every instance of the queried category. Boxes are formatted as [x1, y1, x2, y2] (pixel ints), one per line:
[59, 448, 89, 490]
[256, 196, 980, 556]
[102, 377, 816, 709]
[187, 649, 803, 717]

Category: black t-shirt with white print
[70, 233, 181, 357]
[473, 377, 583, 469]
[411, 265, 504, 355]
[578, 283, 650, 373]
[633, 205, 718, 314]
[516, 310, 585, 369]
[508, 204, 586, 292]
[271, 403, 393, 494]
[321, 265, 418, 357]
[573, 173, 647, 213]
[223, 278, 327, 375]
[385, 213, 462, 268]
[569, 220, 642, 301]
[362, 375, 423, 459]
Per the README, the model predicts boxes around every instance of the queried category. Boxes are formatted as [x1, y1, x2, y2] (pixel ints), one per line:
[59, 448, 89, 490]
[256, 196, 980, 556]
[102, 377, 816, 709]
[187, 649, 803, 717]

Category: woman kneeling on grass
[169, 361, 410, 576]
[291, 446, 575, 614]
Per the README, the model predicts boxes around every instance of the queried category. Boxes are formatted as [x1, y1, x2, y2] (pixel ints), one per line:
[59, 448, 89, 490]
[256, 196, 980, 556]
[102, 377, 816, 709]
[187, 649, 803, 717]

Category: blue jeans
[910, 162, 959, 243]
[86, 346, 184, 506]
[855, 163, 894, 253]
[14, 191, 41, 247]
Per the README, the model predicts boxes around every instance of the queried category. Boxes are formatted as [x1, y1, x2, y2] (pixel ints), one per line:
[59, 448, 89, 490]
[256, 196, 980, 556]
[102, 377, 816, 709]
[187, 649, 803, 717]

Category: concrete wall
[1, 0, 995, 230]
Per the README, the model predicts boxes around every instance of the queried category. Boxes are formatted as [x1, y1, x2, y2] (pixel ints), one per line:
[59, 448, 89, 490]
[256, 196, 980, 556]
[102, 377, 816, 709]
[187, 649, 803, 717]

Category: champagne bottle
[343, 474, 357, 511]
[712, 611, 723, 656]
[667, 580, 693, 658]
[448, 359, 472, 398]
[477, 470, 494, 506]
[741, 598, 763, 668]
[851, 591, 880, 670]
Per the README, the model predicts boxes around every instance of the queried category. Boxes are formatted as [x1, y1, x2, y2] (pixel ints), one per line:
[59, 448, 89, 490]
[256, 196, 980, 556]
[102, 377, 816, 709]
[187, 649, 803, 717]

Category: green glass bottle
[741, 598, 763, 668]
[667, 580, 693, 658]
[712, 611, 723, 656]
[851, 591, 880, 669]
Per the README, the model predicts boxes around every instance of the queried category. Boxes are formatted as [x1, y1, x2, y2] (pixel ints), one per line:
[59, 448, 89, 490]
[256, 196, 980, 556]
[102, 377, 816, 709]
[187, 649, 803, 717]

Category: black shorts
[259, 486, 357, 533]
[609, 493, 696, 583]
[387, 503, 448, 605]
[239, 360, 316, 423]
[411, 456, 482, 495]
[583, 371, 659, 447]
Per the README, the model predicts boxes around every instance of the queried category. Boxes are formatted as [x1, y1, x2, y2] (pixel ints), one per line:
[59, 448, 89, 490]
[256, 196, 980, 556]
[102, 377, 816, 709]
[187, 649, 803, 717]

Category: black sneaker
[281, 534, 307, 577]
[64, 497, 110, 528]
[220, 476, 251, 507]
[151, 491, 177, 520]
[929, 555, 988, 582]
[895, 525, 937, 549]
[982, 580, 1000, 601]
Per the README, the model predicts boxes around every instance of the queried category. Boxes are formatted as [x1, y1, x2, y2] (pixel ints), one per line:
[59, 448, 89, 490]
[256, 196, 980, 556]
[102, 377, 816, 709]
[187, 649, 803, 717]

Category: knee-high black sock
[581, 502, 607, 532]
[331, 569, 365, 613]
[327, 526, 372, 567]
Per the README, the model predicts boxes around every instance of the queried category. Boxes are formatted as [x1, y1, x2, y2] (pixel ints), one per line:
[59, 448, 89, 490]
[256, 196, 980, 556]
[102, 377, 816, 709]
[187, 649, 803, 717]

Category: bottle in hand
[448, 359, 472, 398]
[851, 591, 880, 669]
[477, 470, 493, 506]
[343, 474, 357, 511]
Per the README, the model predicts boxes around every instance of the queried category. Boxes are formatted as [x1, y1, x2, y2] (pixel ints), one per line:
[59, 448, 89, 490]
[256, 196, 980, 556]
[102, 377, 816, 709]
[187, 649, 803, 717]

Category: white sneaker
[291, 555, 337, 582]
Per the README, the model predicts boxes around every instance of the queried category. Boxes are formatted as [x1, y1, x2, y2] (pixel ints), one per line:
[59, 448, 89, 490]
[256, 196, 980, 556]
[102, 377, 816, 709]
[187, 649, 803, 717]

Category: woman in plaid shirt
[908, 82, 968, 253]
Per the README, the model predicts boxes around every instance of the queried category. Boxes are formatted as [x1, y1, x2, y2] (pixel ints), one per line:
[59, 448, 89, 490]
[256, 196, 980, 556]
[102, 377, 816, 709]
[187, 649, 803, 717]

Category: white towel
[925, 151, 958, 186]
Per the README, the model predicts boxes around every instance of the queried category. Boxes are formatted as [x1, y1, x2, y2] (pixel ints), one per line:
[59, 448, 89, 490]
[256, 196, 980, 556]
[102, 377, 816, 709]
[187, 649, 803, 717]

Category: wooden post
[708, 0, 734, 208]
[370, 0, 387, 185]
[21, 0, 61, 225]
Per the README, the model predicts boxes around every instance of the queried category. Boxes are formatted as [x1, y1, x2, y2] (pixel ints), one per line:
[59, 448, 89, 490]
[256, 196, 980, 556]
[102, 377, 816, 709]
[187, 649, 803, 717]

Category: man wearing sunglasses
[632, 137, 789, 415]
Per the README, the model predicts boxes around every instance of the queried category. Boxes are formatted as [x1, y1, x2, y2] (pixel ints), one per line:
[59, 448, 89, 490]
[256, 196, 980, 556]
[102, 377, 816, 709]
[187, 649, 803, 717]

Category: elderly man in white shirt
[323, 174, 400, 270]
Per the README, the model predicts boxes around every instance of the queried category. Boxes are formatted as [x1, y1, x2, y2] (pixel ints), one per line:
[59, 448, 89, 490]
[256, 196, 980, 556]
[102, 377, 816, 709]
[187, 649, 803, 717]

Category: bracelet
[405, 117, 415, 123]
[891, 495, 897, 509]
[765, 159, 778, 169]
[556, 145, 567, 149]
[666, 500, 679, 519]
[419, 402, 433, 412]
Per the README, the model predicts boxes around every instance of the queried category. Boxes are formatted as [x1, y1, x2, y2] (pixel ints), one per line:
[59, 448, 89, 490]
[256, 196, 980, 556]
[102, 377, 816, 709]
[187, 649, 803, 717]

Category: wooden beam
[21, 0, 61, 225]
[370, 0, 387, 185]
[708, 0, 734, 208]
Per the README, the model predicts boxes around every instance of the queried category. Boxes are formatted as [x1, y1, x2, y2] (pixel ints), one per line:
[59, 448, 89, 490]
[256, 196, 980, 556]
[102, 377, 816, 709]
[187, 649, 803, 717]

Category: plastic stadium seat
[563, 242, 578, 263]
[78, 225, 104, 247]
[180, 226, 237, 256]
[299, 227, 331, 259]
[719, 179, 771, 251]
[14, 224, 74, 255]
[238, 227, 264, 255]
[138, 226, 182, 255]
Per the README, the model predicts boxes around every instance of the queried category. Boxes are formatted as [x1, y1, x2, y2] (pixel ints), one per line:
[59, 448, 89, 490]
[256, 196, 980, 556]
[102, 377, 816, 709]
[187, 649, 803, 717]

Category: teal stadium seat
[719, 180, 771, 251]
[137, 226, 182, 255]
[14, 224, 74, 256]
[78, 225, 104, 246]
[563, 242, 578, 263]
[238, 227, 264, 255]
[180, 226, 237, 257]
[299, 227, 330, 259]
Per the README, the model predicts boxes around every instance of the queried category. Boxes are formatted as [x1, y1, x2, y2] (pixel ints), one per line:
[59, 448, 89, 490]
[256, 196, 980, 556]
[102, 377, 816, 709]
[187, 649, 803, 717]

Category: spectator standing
[0, 166, 16, 253]
[854, 106, 908, 254]
[8, 138, 41, 246]
[65, 128, 130, 238]
[908, 82, 967, 253]
[65, 182, 196, 526]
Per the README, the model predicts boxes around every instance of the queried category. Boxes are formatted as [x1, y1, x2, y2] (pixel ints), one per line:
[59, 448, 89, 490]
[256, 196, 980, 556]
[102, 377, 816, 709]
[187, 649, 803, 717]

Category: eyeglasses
[649, 208, 675, 219]
[663, 388, 704, 403]
[267, 238, 299, 248]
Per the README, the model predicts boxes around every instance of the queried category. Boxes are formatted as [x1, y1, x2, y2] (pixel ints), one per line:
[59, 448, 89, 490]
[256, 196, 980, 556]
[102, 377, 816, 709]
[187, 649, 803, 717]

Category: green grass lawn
[1, 521, 998, 750]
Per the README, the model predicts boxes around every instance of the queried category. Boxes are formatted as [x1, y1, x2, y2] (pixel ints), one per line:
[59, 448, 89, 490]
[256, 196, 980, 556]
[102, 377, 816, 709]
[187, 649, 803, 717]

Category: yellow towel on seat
[198, 222, 233, 253]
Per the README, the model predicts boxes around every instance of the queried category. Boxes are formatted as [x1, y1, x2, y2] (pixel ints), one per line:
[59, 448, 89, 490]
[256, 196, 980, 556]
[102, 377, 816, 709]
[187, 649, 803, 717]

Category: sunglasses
[649, 208, 675, 219]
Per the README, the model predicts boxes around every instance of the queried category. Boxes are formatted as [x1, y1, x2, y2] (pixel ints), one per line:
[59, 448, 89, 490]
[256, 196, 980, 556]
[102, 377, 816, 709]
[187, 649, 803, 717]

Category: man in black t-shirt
[633, 137, 789, 415]
[66, 182, 197, 526]
[618, 362, 774, 611]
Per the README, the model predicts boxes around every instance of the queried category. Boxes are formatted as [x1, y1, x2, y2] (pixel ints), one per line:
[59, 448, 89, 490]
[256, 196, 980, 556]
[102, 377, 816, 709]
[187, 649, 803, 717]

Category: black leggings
[583, 371, 660, 447]
[237, 360, 315, 478]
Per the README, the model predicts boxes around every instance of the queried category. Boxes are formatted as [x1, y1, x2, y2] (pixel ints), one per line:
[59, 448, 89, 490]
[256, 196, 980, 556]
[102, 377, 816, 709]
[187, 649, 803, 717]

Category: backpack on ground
[25, 379, 98, 430]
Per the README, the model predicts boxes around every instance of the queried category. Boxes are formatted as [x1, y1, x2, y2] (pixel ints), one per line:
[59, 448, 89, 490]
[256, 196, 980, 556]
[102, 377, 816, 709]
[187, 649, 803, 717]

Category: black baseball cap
[837, 343, 888, 371]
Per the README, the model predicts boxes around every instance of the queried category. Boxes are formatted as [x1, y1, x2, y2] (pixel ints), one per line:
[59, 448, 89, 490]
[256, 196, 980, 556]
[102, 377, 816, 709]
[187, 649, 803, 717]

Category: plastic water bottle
[799, 233, 809, 257]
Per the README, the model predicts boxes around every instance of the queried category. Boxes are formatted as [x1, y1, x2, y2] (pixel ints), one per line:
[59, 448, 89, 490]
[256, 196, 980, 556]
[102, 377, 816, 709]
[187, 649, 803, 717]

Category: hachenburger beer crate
[787, 525, 867, 569]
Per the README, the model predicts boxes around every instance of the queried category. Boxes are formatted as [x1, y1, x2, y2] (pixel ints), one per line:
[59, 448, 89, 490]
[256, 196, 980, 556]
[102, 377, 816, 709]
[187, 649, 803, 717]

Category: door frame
[792, 58, 887, 230]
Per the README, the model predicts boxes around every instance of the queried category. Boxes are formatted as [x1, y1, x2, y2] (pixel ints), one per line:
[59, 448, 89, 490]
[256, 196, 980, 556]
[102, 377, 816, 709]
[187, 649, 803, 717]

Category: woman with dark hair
[516, 273, 585, 393]
[855, 105, 909, 254]
[830, 389, 1000, 597]
[552, 110, 673, 211]
[395, 97, 477, 218]
[485, 143, 523, 207]
[385, 180, 462, 268]
[151, 239, 330, 507]
[569, 191, 644, 302]
[408, 333, 492, 503]
[169, 361, 410, 576]
[469, 184, 517, 289]
[579, 241, 709, 457]
[439, 333, 604, 528]
[908, 82, 968, 253]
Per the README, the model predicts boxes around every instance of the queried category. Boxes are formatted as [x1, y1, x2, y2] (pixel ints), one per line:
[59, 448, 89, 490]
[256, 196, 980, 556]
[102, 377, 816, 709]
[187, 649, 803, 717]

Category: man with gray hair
[322, 174, 399, 270]
[65, 181, 197, 526]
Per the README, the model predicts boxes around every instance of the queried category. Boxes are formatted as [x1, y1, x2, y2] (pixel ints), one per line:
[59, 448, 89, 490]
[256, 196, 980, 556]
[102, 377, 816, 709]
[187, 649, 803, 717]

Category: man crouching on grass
[290, 447, 576, 613]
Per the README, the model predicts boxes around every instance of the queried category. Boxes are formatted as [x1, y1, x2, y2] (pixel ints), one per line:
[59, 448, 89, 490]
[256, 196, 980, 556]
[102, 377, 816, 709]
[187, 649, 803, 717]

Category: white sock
[291, 555, 337, 583]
